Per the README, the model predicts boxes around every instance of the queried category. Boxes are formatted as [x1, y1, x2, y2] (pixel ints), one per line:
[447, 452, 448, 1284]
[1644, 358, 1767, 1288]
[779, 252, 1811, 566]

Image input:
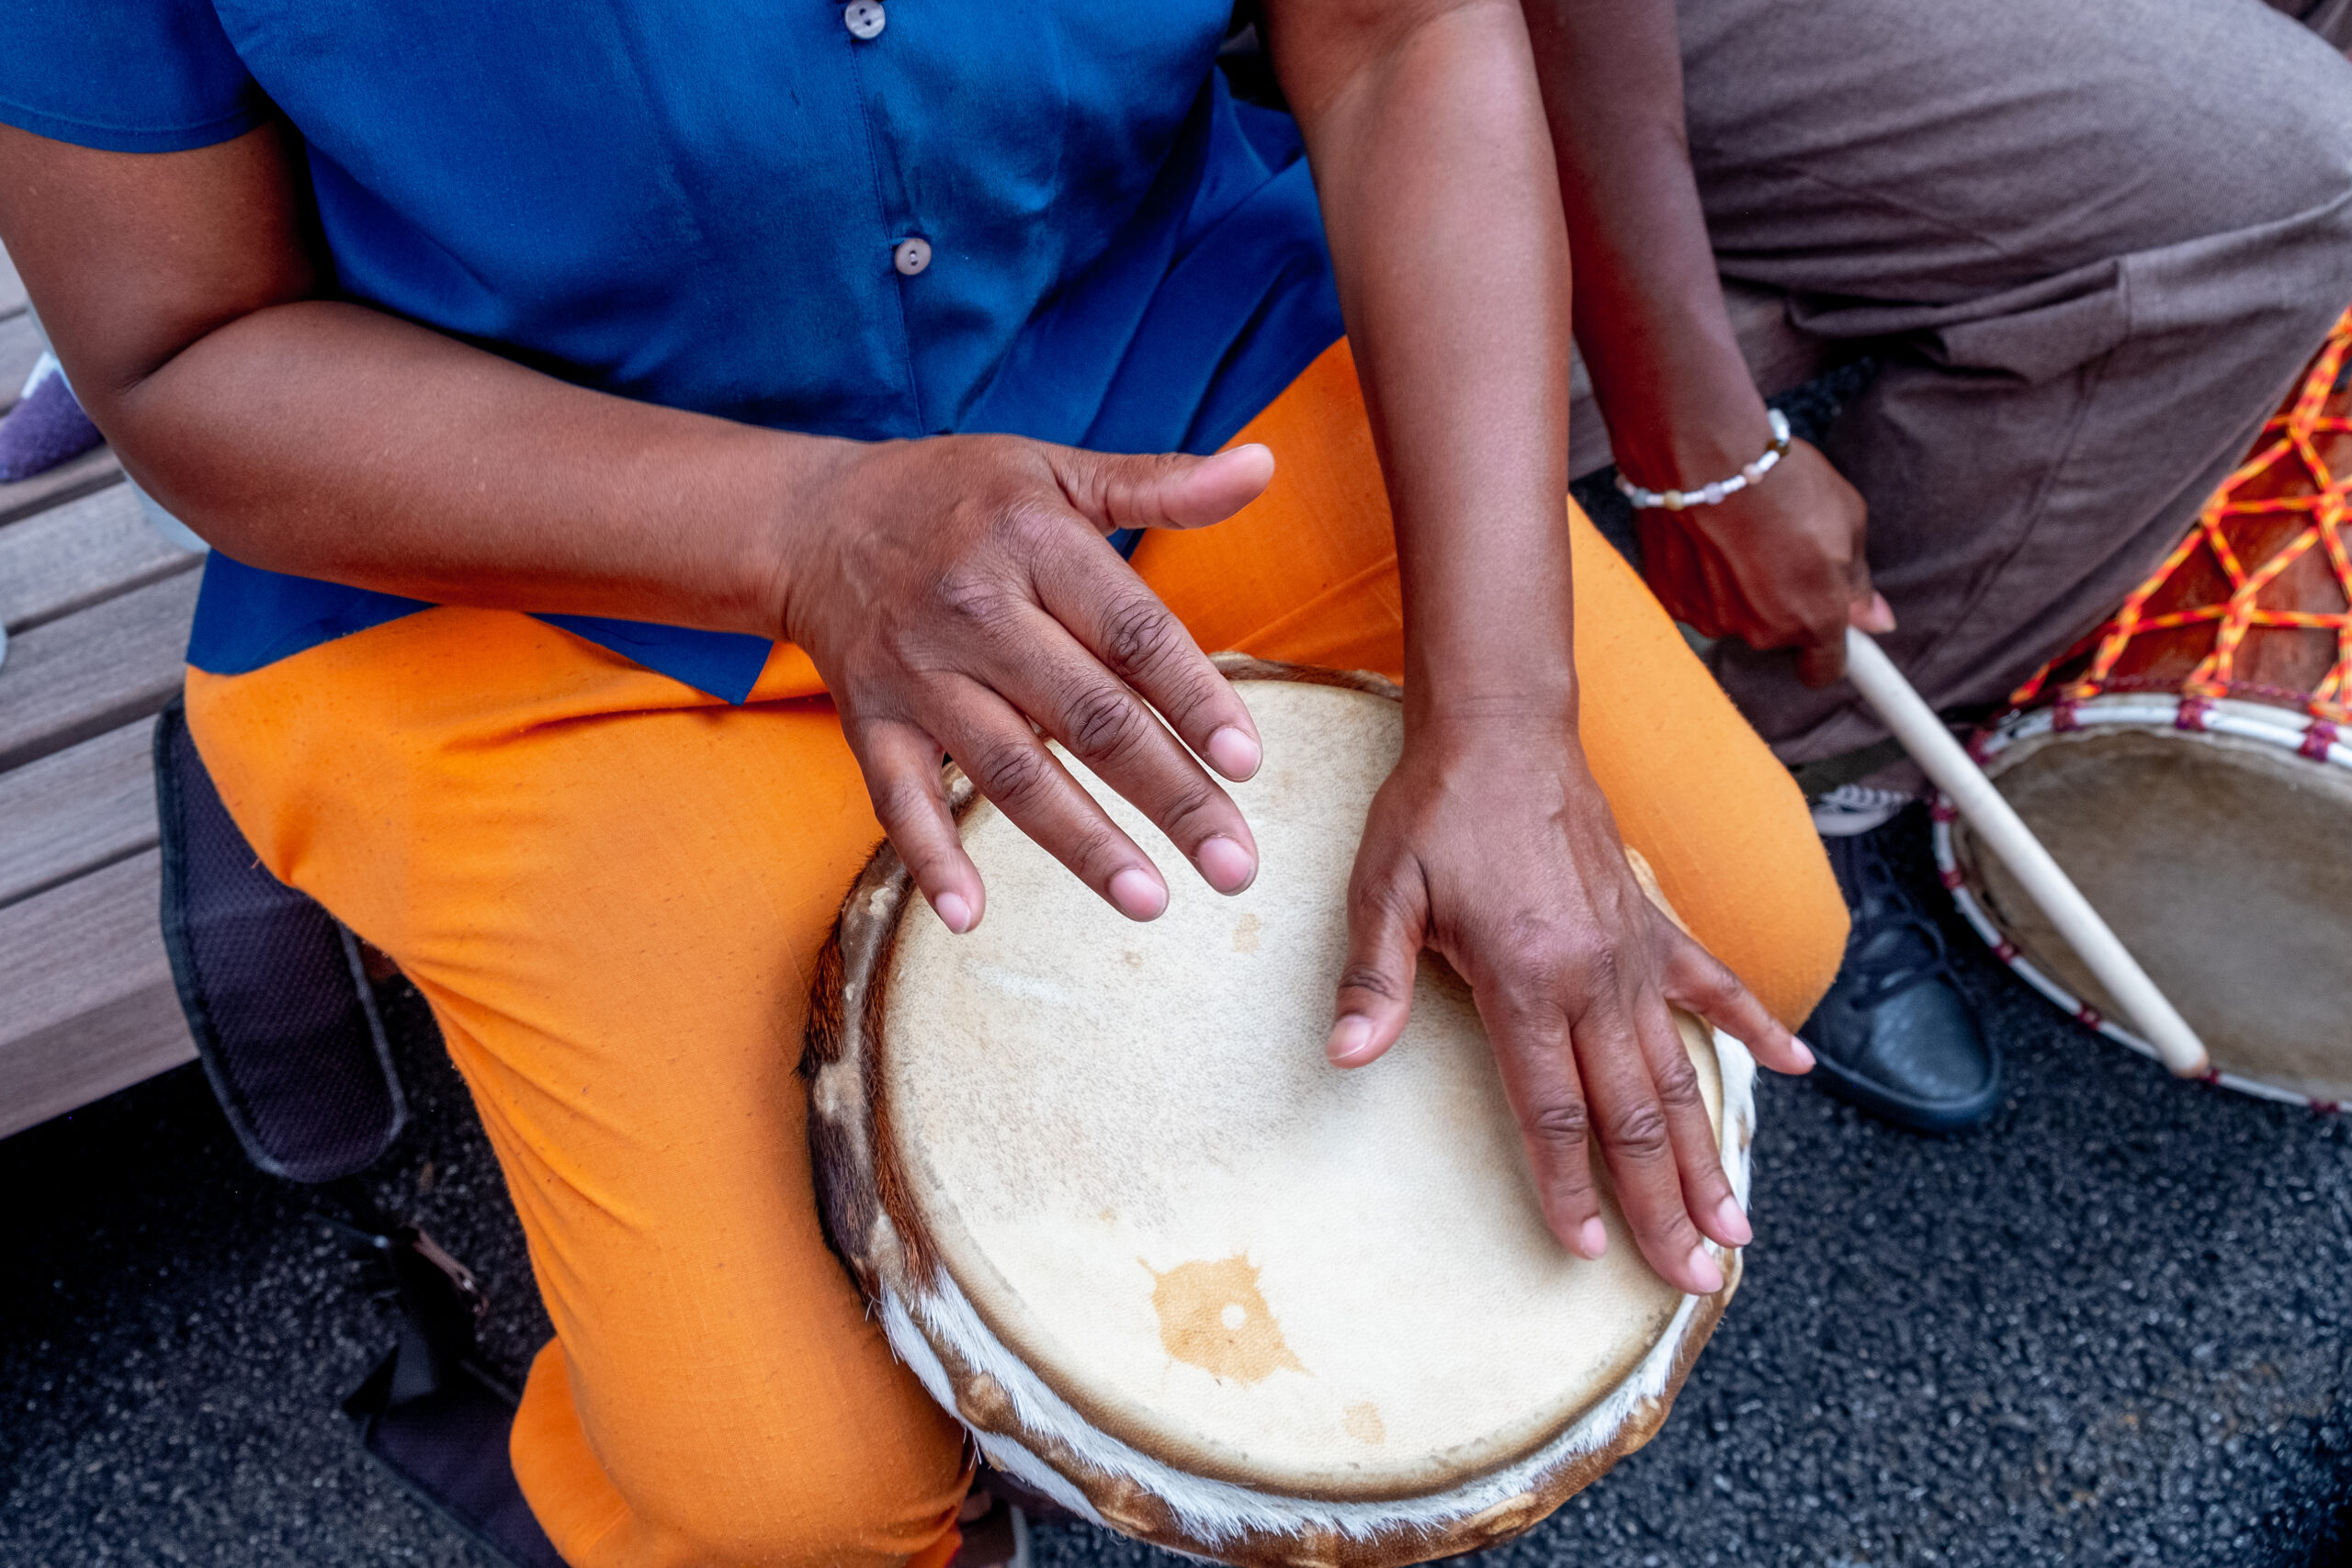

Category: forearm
[0, 122, 804, 638]
[1521, 0, 1769, 485]
[1276, 1, 1801, 1281]
[1277, 0, 1578, 722]
[107, 301, 810, 637]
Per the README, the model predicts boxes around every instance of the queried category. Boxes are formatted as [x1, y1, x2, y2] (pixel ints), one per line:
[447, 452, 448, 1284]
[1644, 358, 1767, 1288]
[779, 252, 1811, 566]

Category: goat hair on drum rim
[801, 657, 1754, 1568]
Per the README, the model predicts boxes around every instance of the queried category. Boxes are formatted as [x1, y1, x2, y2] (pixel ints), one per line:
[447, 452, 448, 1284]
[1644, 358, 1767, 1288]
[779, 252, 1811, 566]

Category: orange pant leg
[187, 615, 969, 1568]
[1136, 340, 1846, 1025]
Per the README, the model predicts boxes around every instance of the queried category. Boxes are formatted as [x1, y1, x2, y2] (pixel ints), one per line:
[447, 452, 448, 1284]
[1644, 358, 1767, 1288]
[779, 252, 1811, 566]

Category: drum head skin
[806, 660, 1753, 1567]
[1951, 714, 2352, 1103]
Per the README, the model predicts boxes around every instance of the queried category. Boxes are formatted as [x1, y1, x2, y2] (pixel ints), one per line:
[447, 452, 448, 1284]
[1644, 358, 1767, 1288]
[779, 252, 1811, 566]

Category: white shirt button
[893, 236, 932, 276]
[843, 0, 886, 39]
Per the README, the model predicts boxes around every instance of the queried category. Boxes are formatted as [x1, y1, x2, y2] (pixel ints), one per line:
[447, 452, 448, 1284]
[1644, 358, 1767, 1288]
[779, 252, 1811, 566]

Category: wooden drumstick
[1842, 627, 2212, 1078]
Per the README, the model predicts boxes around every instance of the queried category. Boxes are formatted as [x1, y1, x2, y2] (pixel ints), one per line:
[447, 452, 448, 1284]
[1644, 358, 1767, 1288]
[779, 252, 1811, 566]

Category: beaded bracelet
[1614, 409, 1792, 512]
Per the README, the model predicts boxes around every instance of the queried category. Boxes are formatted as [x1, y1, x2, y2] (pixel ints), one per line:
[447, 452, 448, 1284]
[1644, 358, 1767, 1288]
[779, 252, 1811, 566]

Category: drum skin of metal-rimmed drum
[802, 659, 1752, 1568]
[1936, 310, 2352, 1109]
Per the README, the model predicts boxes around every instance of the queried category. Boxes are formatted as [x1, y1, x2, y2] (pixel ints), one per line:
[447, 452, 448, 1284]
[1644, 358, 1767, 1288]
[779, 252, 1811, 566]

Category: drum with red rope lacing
[1934, 310, 2352, 1108]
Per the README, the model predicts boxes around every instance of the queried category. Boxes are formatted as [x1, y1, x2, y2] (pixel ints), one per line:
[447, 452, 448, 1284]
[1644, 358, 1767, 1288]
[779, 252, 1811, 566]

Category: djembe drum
[805, 659, 1751, 1568]
[1937, 310, 2352, 1106]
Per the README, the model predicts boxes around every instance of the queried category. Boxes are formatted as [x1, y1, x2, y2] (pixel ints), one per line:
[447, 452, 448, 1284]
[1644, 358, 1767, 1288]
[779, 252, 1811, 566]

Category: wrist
[1581, 297, 1776, 492]
[1615, 408, 1791, 513]
[1402, 679, 1580, 750]
[752, 430, 865, 644]
[1607, 378, 1777, 495]
[1396, 517, 1580, 738]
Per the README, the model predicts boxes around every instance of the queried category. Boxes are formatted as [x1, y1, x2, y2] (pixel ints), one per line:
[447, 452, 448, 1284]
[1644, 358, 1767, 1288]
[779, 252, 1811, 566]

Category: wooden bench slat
[0, 446, 124, 530]
[0, 570, 198, 775]
[0, 848, 193, 1140]
[0, 480, 201, 635]
[0, 720, 160, 912]
[0, 310, 40, 415]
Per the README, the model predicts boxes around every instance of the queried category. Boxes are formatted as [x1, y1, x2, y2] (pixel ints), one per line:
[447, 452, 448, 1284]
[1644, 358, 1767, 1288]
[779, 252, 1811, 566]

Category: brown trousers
[1683, 0, 2352, 758]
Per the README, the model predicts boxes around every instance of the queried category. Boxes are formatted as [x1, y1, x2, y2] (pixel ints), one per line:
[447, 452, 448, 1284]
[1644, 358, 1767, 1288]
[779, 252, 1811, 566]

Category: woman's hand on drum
[1327, 713, 1815, 1296]
[1637, 437, 1895, 685]
[776, 434, 1276, 935]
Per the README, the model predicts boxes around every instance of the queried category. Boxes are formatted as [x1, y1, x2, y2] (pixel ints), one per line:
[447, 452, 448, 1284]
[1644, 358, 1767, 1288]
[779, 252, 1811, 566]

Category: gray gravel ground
[6, 367, 2349, 1563]
[5, 811, 2348, 1568]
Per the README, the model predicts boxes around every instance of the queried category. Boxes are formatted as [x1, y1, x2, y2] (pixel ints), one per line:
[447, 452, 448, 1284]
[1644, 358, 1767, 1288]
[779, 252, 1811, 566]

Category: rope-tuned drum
[1936, 310, 2352, 1107]
[804, 660, 1750, 1567]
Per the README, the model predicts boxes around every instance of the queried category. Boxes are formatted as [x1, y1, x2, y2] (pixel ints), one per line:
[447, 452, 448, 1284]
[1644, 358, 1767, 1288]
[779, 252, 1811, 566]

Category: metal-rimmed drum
[1935, 310, 2352, 1108]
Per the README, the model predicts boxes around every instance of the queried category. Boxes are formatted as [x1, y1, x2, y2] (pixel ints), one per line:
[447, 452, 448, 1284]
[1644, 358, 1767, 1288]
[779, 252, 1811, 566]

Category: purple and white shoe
[0, 352, 104, 483]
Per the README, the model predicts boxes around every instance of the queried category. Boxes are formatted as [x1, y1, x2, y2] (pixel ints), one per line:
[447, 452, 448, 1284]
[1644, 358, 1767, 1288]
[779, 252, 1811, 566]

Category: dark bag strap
[153, 698, 406, 1182]
[328, 1193, 564, 1568]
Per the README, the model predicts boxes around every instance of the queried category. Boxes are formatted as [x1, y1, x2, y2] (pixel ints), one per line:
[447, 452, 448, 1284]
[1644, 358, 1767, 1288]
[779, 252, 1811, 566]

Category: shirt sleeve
[0, 0, 269, 153]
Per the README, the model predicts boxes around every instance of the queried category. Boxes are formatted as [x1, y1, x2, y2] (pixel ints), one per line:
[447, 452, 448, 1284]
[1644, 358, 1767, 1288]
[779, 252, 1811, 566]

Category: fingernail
[1107, 866, 1167, 921]
[1195, 834, 1257, 894]
[1225, 443, 1276, 481]
[1577, 1218, 1609, 1259]
[933, 891, 974, 934]
[1789, 1035, 1817, 1072]
[1205, 726, 1261, 782]
[1327, 1015, 1374, 1066]
[1870, 592, 1897, 631]
[1687, 1246, 1724, 1294]
[1715, 1196, 1752, 1247]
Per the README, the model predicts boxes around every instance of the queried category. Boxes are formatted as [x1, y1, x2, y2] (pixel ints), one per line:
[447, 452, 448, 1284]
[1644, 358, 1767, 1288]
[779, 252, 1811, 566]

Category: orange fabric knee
[513, 1344, 964, 1568]
[185, 615, 971, 1568]
[1137, 340, 1846, 1025]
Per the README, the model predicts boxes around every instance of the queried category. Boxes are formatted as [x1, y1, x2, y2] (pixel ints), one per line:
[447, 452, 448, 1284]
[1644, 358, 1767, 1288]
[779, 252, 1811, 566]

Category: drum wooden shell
[803, 659, 1750, 1567]
[1936, 311, 2352, 1107]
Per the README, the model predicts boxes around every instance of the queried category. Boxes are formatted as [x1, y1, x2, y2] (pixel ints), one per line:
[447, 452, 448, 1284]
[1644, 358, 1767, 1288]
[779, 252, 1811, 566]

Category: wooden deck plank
[0, 570, 198, 775]
[0, 849, 193, 1141]
[0, 721, 159, 912]
[0, 480, 201, 635]
[0, 447, 124, 529]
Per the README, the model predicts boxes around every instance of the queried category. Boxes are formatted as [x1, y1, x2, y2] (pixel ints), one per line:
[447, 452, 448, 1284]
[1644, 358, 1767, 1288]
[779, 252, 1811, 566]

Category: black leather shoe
[1802, 810, 2002, 1133]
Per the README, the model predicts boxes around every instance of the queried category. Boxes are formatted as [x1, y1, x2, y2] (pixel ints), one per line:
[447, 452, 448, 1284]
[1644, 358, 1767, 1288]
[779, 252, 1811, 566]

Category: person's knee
[1716, 780, 1848, 1031]
[609, 1387, 963, 1566]
[514, 1339, 968, 1568]
[1776, 843, 1850, 1029]
[2304, 126, 2352, 299]
[2256, 78, 2352, 270]
[2201, 92, 2352, 416]
[2204, 48, 2352, 271]
[2063, 22, 2352, 259]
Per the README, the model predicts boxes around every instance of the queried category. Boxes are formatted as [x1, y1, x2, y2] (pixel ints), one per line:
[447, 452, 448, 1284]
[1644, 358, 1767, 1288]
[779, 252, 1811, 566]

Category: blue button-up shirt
[0, 0, 1342, 699]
